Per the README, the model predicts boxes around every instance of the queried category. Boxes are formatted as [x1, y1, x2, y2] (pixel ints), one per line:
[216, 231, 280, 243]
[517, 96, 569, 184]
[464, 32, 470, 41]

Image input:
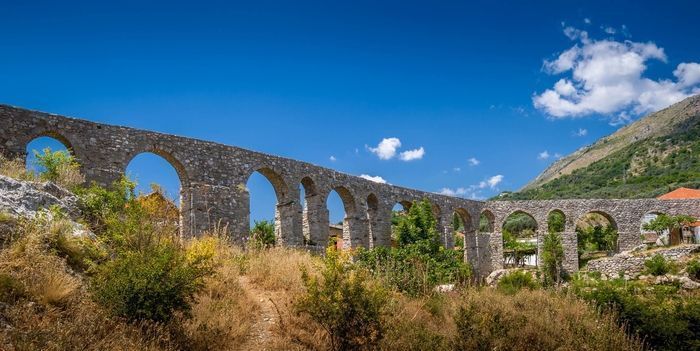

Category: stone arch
[247, 166, 290, 202]
[640, 210, 668, 245]
[479, 210, 495, 233]
[26, 130, 75, 154]
[126, 148, 190, 187]
[324, 185, 362, 249]
[547, 209, 566, 233]
[125, 150, 188, 236]
[575, 210, 619, 269]
[245, 165, 298, 246]
[501, 210, 538, 268]
[24, 132, 79, 175]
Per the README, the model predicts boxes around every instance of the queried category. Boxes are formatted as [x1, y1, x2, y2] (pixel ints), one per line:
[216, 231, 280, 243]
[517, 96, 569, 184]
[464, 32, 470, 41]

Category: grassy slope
[507, 95, 700, 200]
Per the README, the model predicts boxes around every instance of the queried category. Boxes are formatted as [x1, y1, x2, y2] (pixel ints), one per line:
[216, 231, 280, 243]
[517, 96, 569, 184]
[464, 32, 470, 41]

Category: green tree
[643, 214, 696, 241]
[33, 147, 78, 182]
[541, 231, 564, 285]
[250, 219, 276, 249]
[395, 199, 439, 250]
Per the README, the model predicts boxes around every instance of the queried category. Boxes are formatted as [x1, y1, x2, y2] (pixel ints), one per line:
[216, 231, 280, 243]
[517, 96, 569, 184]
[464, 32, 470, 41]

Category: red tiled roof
[657, 187, 700, 200]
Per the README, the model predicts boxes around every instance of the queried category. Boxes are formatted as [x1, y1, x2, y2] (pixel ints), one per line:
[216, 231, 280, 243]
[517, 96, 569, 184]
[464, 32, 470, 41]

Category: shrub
[295, 248, 388, 351]
[687, 258, 700, 281]
[497, 270, 539, 294]
[454, 289, 643, 351]
[572, 277, 699, 351]
[91, 241, 215, 322]
[76, 176, 136, 235]
[249, 219, 276, 249]
[540, 231, 564, 285]
[644, 254, 675, 276]
[0, 153, 34, 181]
[32, 147, 85, 188]
[357, 199, 471, 296]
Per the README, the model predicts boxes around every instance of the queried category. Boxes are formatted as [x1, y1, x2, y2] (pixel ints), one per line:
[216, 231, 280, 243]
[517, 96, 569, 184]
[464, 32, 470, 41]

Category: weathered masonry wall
[2, 104, 700, 278]
[0, 105, 481, 252]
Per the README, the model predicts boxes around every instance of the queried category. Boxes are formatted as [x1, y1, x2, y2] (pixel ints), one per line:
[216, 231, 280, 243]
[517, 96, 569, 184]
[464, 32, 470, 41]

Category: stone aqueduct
[2, 104, 700, 276]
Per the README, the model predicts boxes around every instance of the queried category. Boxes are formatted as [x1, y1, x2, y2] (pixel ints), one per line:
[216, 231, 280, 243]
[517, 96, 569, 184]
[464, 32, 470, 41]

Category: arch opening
[326, 186, 356, 250]
[247, 168, 290, 247]
[25, 136, 75, 179]
[502, 211, 538, 268]
[547, 210, 566, 234]
[126, 152, 184, 234]
[479, 210, 495, 233]
[575, 211, 619, 268]
[452, 208, 472, 251]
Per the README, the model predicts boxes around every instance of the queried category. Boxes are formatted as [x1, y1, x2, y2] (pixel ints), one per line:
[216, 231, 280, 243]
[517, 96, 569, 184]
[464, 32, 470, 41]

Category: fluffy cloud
[573, 128, 588, 137]
[468, 157, 480, 166]
[399, 147, 425, 161]
[359, 174, 388, 184]
[368, 137, 401, 160]
[533, 26, 700, 123]
[329, 155, 337, 162]
[438, 175, 503, 199]
[367, 138, 425, 161]
[538, 151, 551, 160]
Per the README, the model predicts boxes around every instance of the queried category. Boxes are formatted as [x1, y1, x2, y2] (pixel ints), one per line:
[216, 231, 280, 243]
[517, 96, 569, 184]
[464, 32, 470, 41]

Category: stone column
[182, 182, 245, 240]
[616, 231, 639, 252]
[276, 200, 303, 247]
[343, 213, 369, 250]
[369, 205, 392, 248]
[303, 194, 329, 250]
[440, 217, 455, 249]
[561, 231, 579, 273]
[489, 231, 504, 271]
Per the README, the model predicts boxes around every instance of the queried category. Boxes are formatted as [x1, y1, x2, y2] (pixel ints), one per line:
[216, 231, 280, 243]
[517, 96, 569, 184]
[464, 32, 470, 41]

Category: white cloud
[329, 155, 337, 162]
[486, 175, 503, 188]
[534, 26, 700, 123]
[554, 153, 563, 159]
[584, 18, 591, 24]
[573, 128, 588, 137]
[602, 26, 616, 35]
[359, 174, 387, 184]
[368, 137, 401, 160]
[399, 147, 425, 161]
[453, 167, 461, 172]
[438, 174, 503, 199]
[468, 157, 480, 166]
[538, 151, 551, 160]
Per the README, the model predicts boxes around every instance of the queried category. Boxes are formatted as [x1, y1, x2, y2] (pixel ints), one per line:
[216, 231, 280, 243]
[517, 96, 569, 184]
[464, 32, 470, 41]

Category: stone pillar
[440, 217, 455, 249]
[276, 201, 303, 247]
[562, 231, 579, 273]
[181, 182, 245, 240]
[368, 206, 392, 248]
[303, 194, 329, 250]
[343, 213, 369, 249]
[489, 231, 504, 271]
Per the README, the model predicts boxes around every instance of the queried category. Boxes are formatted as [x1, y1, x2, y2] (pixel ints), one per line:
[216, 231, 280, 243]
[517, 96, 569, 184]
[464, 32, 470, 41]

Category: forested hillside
[505, 94, 700, 200]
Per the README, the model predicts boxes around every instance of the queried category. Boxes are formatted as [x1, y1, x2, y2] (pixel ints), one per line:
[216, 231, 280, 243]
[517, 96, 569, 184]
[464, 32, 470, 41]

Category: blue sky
[5, 0, 700, 224]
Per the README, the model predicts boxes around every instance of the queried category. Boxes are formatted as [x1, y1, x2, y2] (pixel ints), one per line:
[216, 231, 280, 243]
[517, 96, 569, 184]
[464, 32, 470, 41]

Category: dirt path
[238, 276, 279, 350]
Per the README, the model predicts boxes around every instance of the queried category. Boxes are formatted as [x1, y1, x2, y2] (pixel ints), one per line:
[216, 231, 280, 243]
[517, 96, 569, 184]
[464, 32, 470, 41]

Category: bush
[91, 241, 215, 322]
[296, 248, 388, 351]
[357, 199, 471, 296]
[454, 289, 643, 351]
[687, 259, 700, 281]
[497, 270, 539, 294]
[644, 254, 675, 276]
[540, 231, 564, 285]
[249, 219, 276, 249]
[32, 147, 85, 188]
[0, 273, 26, 303]
[572, 277, 700, 351]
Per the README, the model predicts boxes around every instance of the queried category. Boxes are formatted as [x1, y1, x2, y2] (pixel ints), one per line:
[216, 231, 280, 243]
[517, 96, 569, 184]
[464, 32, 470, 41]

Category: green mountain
[503, 94, 700, 200]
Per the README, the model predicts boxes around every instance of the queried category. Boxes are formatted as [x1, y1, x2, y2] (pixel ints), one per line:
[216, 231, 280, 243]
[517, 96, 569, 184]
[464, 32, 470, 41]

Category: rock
[680, 277, 700, 290]
[485, 269, 509, 286]
[0, 175, 79, 219]
[434, 284, 455, 293]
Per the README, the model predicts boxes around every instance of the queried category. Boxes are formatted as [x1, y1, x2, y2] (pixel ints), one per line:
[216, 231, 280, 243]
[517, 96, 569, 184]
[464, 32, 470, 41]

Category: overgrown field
[0, 151, 697, 350]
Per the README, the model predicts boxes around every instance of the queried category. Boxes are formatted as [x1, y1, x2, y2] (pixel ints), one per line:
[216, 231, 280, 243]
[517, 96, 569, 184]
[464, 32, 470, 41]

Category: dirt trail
[237, 276, 279, 351]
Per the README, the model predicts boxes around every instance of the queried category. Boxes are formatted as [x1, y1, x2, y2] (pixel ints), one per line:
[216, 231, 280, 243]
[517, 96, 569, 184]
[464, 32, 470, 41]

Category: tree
[395, 199, 439, 250]
[541, 231, 564, 285]
[249, 220, 276, 249]
[643, 214, 696, 236]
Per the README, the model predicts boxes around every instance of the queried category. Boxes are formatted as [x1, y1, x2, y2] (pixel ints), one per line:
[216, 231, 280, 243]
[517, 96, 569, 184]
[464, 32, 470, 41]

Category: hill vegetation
[505, 94, 700, 200]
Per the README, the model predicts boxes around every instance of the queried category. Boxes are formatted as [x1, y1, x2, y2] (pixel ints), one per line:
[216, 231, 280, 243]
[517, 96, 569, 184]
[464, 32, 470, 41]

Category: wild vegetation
[1, 149, 697, 350]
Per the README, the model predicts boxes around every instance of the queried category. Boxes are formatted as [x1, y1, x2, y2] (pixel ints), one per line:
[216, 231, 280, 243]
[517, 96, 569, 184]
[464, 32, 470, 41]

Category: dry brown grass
[0, 154, 34, 182]
[174, 237, 260, 350]
[454, 288, 645, 351]
[245, 247, 318, 292]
